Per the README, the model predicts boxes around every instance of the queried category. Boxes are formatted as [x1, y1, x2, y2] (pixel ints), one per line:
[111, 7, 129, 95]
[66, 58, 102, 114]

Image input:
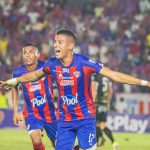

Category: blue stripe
[22, 83, 33, 114]
[44, 77, 56, 121]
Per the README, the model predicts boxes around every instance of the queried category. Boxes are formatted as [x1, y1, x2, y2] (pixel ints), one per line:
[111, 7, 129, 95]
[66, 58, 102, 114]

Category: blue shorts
[56, 117, 96, 150]
[25, 116, 57, 142]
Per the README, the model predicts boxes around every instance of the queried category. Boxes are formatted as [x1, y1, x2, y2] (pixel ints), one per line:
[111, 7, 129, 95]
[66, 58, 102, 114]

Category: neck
[60, 53, 73, 67]
[26, 63, 38, 71]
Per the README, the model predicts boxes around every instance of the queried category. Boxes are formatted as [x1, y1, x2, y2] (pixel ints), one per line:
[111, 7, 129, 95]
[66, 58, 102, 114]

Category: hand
[13, 112, 25, 128]
[0, 81, 12, 90]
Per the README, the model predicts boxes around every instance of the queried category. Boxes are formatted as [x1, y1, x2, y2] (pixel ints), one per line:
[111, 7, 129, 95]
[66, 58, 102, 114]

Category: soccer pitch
[0, 129, 150, 150]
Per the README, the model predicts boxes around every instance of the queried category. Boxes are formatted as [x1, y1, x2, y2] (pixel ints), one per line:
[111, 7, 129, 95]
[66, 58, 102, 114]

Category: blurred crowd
[0, 0, 150, 93]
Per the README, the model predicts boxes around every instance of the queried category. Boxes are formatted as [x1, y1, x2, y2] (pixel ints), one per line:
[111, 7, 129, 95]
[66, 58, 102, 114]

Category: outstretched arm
[100, 66, 150, 87]
[0, 69, 45, 89]
[17, 68, 45, 83]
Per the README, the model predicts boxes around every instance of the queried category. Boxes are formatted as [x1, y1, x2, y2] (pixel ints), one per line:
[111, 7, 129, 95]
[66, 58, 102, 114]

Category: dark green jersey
[92, 74, 111, 111]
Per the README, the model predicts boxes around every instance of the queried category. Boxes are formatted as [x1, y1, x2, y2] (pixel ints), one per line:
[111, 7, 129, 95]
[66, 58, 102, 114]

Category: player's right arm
[12, 85, 20, 125]
[0, 69, 45, 89]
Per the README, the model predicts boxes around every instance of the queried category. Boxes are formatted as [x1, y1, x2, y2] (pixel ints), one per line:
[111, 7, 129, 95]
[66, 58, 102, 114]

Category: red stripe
[39, 79, 52, 123]
[56, 66, 72, 121]
[26, 83, 41, 119]
[70, 67, 84, 120]
[83, 66, 96, 118]
[44, 66, 51, 73]
[23, 101, 29, 118]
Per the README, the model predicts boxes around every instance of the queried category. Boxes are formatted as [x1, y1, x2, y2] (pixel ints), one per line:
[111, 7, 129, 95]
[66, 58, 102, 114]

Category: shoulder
[13, 65, 25, 76]
[46, 57, 57, 63]
[38, 60, 45, 67]
[74, 53, 89, 60]
[74, 53, 90, 64]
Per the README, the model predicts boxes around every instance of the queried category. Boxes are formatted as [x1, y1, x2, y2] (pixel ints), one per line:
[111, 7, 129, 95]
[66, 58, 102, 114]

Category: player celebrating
[11, 43, 57, 150]
[92, 74, 118, 149]
[1, 29, 150, 150]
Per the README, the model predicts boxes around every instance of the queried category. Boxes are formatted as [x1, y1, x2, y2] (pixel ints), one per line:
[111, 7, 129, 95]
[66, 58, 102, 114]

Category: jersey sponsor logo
[31, 94, 47, 108]
[29, 84, 41, 92]
[73, 71, 80, 78]
[62, 68, 69, 73]
[59, 74, 73, 80]
[60, 80, 74, 86]
[61, 94, 78, 105]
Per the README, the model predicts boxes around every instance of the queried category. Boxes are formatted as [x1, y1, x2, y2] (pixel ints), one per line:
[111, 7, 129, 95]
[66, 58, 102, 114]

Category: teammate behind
[92, 74, 118, 150]
[1, 29, 150, 150]
[11, 43, 57, 150]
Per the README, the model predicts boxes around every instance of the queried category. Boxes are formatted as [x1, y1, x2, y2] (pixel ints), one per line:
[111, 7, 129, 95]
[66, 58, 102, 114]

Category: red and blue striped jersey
[13, 61, 56, 123]
[43, 54, 103, 122]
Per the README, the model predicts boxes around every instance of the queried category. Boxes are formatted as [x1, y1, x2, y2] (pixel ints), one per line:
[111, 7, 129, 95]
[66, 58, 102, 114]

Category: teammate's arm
[12, 86, 19, 114]
[12, 86, 20, 125]
[0, 69, 45, 89]
[99, 66, 150, 87]
[108, 82, 113, 103]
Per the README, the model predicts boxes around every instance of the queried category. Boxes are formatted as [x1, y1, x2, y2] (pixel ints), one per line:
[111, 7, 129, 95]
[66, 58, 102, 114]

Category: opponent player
[92, 74, 118, 149]
[11, 43, 57, 150]
[1, 29, 150, 150]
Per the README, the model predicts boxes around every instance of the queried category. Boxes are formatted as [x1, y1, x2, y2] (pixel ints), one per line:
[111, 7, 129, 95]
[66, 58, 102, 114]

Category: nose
[25, 53, 30, 57]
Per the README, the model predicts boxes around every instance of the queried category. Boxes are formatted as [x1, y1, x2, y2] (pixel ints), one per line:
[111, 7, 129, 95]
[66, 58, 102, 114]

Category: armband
[140, 80, 148, 86]
[7, 78, 18, 86]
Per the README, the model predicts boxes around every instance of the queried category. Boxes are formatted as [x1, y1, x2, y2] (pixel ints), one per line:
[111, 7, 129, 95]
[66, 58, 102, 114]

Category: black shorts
[96, 111, 107, 122]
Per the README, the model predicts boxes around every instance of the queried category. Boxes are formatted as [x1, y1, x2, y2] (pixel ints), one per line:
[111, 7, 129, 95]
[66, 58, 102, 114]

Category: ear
[69, 43, 74, 50]
[35, 52, 40, 58]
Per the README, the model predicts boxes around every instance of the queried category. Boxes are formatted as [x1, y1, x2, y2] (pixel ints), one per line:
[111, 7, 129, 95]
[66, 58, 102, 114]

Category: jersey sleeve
[42, 59, 52, 74]
[12, 69, 20, 78]
[85, 57, 103, 73]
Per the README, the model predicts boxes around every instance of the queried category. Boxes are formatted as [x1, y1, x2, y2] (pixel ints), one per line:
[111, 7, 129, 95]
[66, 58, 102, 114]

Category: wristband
[141, 80, 148, 86]
[7, 78, 18, 86]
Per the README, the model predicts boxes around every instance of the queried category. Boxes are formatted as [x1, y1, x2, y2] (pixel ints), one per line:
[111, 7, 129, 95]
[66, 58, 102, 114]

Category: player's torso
[48, 54, 98, 121]
[13, 61, 56, 123]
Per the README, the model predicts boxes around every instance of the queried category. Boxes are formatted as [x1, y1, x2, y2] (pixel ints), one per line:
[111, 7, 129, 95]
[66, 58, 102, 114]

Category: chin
[26, 62, 33, 66]
[55, 55, 62, 59]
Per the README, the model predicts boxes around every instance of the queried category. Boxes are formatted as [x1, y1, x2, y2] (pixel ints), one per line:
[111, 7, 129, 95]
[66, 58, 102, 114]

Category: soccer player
[1, 29, 150, 150]
[92, 74, 118, 149]
[11, 43, 57, 150]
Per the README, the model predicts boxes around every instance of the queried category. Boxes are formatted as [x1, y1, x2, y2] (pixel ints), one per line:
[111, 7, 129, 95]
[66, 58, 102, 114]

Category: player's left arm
[99, 66, 150, 87]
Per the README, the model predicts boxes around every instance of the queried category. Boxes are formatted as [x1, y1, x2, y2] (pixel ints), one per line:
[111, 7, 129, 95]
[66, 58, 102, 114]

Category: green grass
[0, 129, 150, 150]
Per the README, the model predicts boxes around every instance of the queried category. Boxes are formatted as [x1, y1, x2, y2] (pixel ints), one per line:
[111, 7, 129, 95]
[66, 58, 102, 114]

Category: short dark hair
[56, 29, 76, 41]
[23, 42, 37, 48]
[22, 42, 38, 52]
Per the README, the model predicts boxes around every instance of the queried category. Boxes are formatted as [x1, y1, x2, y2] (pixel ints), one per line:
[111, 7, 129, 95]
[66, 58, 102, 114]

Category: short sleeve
[42, 59, 53, 74]
[85, 58, 103, 73]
